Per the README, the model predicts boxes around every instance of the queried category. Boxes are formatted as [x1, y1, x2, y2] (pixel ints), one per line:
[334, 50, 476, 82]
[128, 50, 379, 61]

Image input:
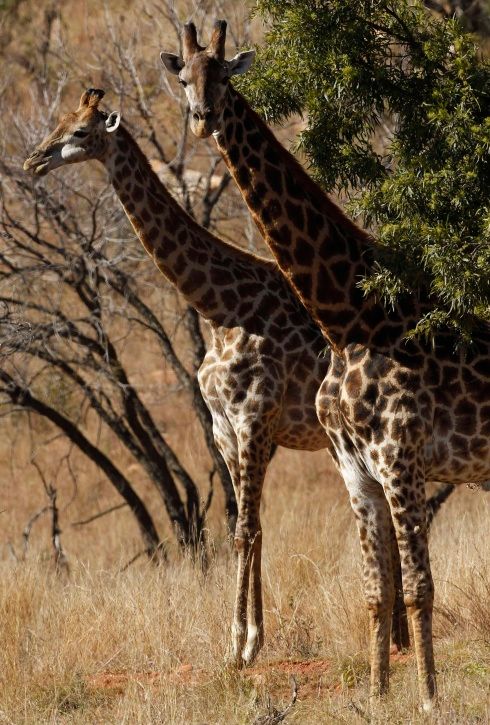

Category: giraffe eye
[73, 129, 89, 138]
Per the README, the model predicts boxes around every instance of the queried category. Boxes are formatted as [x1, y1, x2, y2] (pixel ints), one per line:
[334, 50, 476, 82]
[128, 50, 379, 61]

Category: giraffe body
[164, 22, 490, 708]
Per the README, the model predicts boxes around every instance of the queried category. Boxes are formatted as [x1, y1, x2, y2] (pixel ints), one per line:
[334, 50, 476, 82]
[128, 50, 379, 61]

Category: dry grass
[1, 450, 489, 724]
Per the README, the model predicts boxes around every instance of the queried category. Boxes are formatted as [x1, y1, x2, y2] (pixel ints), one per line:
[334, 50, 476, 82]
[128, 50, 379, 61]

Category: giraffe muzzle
[190, 110, 216, 138]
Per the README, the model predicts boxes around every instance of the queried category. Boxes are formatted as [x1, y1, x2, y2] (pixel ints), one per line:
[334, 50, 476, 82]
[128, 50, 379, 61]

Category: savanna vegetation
[0, 1, 489, 723]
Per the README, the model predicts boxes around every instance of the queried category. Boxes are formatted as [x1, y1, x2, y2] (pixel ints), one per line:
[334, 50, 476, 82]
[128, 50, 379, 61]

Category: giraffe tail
[426, 484, 455, 529]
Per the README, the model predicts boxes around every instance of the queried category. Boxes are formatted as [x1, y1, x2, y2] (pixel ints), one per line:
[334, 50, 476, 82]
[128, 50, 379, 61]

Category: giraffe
[20, 87, 341, 666]
[161, 22, 490, 709]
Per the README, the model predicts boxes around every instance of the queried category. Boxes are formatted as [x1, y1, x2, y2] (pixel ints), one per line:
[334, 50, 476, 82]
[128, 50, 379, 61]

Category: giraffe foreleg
[232, 425, 272, 667]
[242, 524, 264, 664]
[231, 532, 253, 667]
[386, 465, 437, 712]
[201, 395, 249, 667]
[348, 477, 395, 699]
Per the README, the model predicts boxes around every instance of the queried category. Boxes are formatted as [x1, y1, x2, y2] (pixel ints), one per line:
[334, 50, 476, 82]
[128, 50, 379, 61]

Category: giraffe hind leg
[391, 525, 410, 651]
[391, 482, 454, 652]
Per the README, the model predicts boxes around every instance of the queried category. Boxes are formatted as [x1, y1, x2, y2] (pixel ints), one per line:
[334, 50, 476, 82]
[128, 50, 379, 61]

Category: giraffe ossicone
[163, 21, 490, 710]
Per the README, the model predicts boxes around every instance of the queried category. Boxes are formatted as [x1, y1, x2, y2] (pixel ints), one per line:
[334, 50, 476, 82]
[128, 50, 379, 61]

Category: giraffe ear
[227, 50, 255, 77]
[160, 51, 185, 75]
[105, 112, 121, 133]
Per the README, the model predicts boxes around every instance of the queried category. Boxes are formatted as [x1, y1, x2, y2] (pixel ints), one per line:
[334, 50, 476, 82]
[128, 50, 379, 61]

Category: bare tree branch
[71, 503, 128, 528]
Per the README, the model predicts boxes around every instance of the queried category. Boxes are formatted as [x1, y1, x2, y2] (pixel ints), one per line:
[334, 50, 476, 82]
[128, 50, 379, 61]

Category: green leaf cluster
[241, 0, 490, 340]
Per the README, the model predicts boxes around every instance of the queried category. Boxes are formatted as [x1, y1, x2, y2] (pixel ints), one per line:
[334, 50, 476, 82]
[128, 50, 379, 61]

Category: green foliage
[0, 0, 23, 11]
[242, 0, 490, 340]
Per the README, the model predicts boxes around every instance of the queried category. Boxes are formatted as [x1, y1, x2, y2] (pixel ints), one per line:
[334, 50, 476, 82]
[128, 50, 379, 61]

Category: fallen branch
[346, 700, 370, 722]
[119, 541, 169, 572]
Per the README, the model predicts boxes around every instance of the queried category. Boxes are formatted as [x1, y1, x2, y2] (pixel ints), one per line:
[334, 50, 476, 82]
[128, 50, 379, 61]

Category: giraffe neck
[213, 86, 392, 351]
[103, 125, 269, 325]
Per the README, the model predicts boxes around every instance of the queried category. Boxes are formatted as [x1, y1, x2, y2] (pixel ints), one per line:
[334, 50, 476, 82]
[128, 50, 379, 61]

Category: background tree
[243, 0, 490, 341]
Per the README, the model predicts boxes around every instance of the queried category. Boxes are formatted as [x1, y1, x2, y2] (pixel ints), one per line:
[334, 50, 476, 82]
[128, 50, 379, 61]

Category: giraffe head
[160, 20, 255, 138]
[23, 89, 121, 176]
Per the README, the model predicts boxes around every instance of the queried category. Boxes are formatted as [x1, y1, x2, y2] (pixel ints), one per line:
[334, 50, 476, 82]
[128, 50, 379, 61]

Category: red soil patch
[87, 659, 332, 700]
[87, 663, 203, 693]
[247, 659, 332, 699]
[247, 658, 331, 677]
[87, 653, 412, 699]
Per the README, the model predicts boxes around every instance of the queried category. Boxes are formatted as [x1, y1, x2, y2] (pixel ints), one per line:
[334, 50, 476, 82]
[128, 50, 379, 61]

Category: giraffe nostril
[193, 112, 201, 122]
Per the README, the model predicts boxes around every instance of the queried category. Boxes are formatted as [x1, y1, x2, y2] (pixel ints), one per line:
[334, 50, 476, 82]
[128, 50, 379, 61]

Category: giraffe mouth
[23, 154, 52, 176]
[33, 160, 50, 176]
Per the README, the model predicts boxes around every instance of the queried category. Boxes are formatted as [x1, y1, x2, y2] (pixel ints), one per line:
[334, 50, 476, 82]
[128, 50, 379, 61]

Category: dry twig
[71, 502, 128, 527]
[252, 676, 298, 725]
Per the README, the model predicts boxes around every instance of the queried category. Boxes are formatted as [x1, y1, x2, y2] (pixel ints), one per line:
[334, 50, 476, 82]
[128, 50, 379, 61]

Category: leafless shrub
[253, 676, 298, 725]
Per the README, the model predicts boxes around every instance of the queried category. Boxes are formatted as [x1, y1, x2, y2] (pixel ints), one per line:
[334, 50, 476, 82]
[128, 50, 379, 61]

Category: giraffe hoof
[224, 651, 246, 670]
[242, 625, 264, 665]
[420, 699, 437, 714]
[242, 645, 257, 666]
